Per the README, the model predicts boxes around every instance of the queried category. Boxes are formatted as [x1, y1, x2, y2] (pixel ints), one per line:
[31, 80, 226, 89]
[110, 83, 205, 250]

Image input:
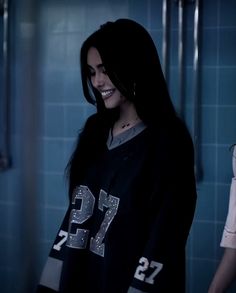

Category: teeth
[101, 90, 113, 98]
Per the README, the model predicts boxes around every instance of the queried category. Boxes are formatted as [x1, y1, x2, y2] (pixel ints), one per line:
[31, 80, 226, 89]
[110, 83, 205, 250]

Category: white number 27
[134, 256, 163, 284]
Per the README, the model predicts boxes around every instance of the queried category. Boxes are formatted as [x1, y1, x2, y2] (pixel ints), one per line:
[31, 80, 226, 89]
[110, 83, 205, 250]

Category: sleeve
[220, 145, 236, 249]
[220, 178, 236, 249]
[36, 209, 71, 292]
[127, 125, 197, 293]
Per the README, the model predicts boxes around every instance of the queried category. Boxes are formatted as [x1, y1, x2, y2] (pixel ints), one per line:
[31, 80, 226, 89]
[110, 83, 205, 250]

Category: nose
[92, 72, 105, 88]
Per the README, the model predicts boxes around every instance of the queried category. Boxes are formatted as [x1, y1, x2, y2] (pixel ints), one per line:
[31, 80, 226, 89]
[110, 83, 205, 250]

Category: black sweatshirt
[37, 118, 196, 293]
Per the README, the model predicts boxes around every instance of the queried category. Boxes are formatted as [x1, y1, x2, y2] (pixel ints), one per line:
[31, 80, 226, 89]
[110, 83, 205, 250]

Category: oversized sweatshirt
[37, 118, 197, 293]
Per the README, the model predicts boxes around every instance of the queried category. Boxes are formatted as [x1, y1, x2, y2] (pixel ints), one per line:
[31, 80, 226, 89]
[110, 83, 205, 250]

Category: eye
[102, 67, 107, 75]
[88, 68, 95, 77]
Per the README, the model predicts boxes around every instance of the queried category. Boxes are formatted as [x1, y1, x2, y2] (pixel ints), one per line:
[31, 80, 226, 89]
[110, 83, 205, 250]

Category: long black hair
[80, 18, 176, 125]
[66, 18, 178, 197]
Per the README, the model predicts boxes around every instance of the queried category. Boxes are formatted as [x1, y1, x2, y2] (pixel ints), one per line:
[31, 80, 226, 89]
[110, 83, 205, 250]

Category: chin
[104, 103, 116, 109]
[104, 100, 120, 109]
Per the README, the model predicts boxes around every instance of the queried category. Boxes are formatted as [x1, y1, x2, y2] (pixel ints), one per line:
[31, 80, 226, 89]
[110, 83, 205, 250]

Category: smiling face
[87, 47, 127, 109]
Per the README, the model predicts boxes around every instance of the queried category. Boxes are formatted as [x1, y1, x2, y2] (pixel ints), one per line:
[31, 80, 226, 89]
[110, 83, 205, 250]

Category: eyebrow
[87, 63, 104, 70]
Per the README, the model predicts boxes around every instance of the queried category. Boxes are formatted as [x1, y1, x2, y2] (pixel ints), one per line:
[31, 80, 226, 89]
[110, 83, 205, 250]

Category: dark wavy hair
[66, 18, 178, 196]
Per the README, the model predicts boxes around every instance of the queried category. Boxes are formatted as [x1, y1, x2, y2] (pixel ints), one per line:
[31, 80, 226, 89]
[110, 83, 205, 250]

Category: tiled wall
[0, 0, 236, 292]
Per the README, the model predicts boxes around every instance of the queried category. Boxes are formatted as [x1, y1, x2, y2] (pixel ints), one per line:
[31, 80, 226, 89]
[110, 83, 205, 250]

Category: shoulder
[150, 117, 193, 152]
[146, 117, 195, 175]
[78, 112, 111, 151]
[83, 113, 99, 129]
[79, 113, 102, 137]
[82, 111, 113, 133]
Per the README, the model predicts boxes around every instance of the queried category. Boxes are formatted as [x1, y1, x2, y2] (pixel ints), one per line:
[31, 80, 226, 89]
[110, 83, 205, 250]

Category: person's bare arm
[208, 247, 236, 293]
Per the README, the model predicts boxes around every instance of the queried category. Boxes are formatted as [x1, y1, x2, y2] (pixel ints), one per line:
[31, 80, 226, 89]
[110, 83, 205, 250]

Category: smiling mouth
[101, 89, 115, 99]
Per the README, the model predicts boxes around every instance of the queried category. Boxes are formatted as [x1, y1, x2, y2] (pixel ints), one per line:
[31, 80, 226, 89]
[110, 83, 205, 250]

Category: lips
[101, 89, 115, 99]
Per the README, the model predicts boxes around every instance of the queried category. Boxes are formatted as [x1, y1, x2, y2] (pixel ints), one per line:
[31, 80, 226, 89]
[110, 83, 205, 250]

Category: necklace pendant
[121, 123, 130, 129]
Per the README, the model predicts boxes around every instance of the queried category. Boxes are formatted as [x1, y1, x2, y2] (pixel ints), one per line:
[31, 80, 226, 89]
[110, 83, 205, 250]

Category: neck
[111, 101, 142, 136]
[119, 101, 138, 123]
[119, 116, 140, 129]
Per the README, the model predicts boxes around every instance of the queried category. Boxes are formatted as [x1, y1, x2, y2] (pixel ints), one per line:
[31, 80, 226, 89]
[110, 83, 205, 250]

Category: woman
[37, 18, 197, 293]
[208, 144, 236, 293]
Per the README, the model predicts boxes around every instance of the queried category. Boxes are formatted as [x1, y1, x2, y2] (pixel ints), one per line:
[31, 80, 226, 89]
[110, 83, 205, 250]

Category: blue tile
[128, 0, 149, 28]
[186, 257, 194, 293]
[201, 106, 217, 144]
[201, 28, 218, 66]
[37, 239, 53, 271]
[0, 23, 3, 44]
[215, 223, 225, 257]
[170, 30, 178, 67]
[3, 170, 21, 202]
[0, 173, 8, 201]
[43, 173, 68, 208]
[43, 104, 64, 137]
[84, 1, 129, 33]
[192, 222, 215, 258]
[39, 2, 67, 34]
[42, 69, 66, 103]
[43, 33, 67, 69]
[169, 1, 179, 30]
[217, 107, 236, 144]
[185, 67, 194, 107]
[64, 69, 84, 103]
[64, 138, 77, 167]
[185, 1, 195, 31]
[219, 28, 236, 66]
[201, 145, 217, 182]
[219, 0, 236, 27]
[44, 207, 67, 242]
[0, 267, 12, 293]
[170, 28, 194, 67]
[186, 230, 194, 257]
[219, 68, 236, 105]
[65, 33, 84, 68]
[185, 29, 194, 67]
[191, 259, 216, 293]
[216, 184, 230, 222]
[0, 205, 12, 238]
[150, 0, 163, 30]
[201, 67, 217, 105]
[64, 105, 87, 138]
[217, 145, 234, 182]
[194, 183, 215, 221]
[183, 105, 193, 135]
[202, 0, 219, 28]
[65, 133, 76, 162]
[66, 4, 87, 32]
[43, 139, 66, 172]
